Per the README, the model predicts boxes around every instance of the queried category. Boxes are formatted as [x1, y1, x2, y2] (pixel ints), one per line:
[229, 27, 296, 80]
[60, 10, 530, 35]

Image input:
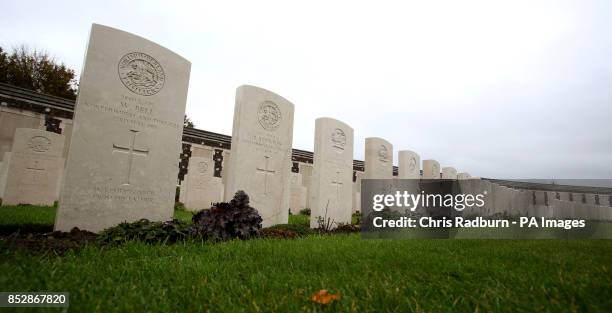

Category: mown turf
[1, 205, 611, 312]
[0, 205, 194, 228]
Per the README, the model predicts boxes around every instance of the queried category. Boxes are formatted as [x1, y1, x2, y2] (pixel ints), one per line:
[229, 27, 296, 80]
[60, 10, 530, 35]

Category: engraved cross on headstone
[112, 129, 149, 185]
[256, 156, 276, 196]
[331, 171, 343, 199]
[25, 160, 46, 183]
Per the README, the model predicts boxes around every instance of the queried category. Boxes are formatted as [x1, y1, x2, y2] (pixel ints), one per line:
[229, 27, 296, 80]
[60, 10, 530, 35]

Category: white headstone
[55, 24, 191, 232]
[182, 156, 223, 211]
[299, 162, 313, 209]
[422, 159, 440, 179]
[398, 150, 420, 179]
[441, 167, 458, 179]
[224, 85, 294, 227]
[289, 172, 307, 214]
[365, 137, 393, 179]
[310, 118, 354, 228]
[2, 129, 65, 205]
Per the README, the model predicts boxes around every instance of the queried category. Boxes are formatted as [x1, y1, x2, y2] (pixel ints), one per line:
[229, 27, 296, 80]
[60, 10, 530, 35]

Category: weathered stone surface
[364, 137, 393, 179]
[289, 172, 307, 214]
[309, 118, 353, 228]
[224, 85, 294, 227]
[441, 167, 457, 179]
[398, 150, 420, 179]
[457, 172, 471, 180]
[353, 191, 361, 214]
[422, 159, 440, 179]
[55, 24, 191, 232]
[182, 156, 223, 211]
[352, 171, 364, 213]
[0, 107, 44, 159]
[0, 153, 8, 199]
[299, 163, 313, 209]
[2, 128, 65, 206]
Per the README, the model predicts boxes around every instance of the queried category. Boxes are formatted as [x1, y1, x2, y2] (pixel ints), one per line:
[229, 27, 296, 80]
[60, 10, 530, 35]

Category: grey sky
[1, 0, 610, 179]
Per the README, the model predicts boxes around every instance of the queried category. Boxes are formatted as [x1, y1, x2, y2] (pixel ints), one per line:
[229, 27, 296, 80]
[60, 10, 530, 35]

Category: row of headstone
[457, 179, 612, 221]
[3, 23, 609, 233]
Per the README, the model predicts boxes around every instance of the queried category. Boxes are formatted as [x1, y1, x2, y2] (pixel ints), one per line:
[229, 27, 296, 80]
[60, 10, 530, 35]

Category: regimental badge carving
[197, 161, 209, 174]
[257, 101, 282, 131]
[408, 157, 417, 172]
[118, 52, 165, 96]
[28, 136, 51, 152]
[378, 145, 389, 163]
[331, 128, 346, 150]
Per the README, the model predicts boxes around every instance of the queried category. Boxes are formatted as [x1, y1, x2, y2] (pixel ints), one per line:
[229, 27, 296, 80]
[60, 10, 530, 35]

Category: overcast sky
[1, 0, 610, 179]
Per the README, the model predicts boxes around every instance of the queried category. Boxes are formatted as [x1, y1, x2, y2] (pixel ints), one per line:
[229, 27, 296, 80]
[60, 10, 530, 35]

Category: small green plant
[191, 190, 262, 240]
[98, 219, 191, 245]
[333, 223, 360, 233]
[262, 223, 314, 238]
[352, 212, 361, 225]
[299, 208, 311, 216]
[174, 201, 187, 211]
[315, 201, 336, 232]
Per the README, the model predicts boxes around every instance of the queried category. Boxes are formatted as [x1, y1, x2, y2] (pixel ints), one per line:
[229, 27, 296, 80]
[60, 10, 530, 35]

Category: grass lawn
[1, 205, 611, 312]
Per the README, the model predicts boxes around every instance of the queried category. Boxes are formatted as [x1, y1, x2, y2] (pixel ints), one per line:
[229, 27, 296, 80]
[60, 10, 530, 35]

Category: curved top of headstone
[364, 137, 393, 179]
[398, 149, 419, 157]
[442, 166, 458, 179]
[365, 137, 392, 146]
[12, 128, 65, 157]
[398, 149, 420, 179]
[91, 23, 190, 64]
[234, 85, 295, 134]
[422, 159, 440, 179]
[315, 117, 354, 131]
[236, 85, 294, 106]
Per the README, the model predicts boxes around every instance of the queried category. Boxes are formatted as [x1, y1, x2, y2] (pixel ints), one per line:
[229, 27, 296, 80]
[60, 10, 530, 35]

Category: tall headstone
[55, 24, 191, 232]
[182, 156, 223, 211]
[2, 129, 65, 205]
[310, 118, 354, 228]
[441, 167, 458, 179]
[422, 159, 440, 179]
[289, 172, 307, 214]
[398, 150, 420, 179]
[365, 137, 393, 179]
[224, 85, 294, 227]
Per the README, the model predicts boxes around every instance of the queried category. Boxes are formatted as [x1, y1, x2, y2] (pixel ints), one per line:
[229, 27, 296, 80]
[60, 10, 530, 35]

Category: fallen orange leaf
[311, 289, 341, 305]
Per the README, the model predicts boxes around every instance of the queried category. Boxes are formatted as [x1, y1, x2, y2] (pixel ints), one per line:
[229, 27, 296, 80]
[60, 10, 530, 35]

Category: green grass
[1, 205, 611, 312]
[0, 204, 59, 226]
[289, 213, 310, 227]
[0, 205, 194, 227]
